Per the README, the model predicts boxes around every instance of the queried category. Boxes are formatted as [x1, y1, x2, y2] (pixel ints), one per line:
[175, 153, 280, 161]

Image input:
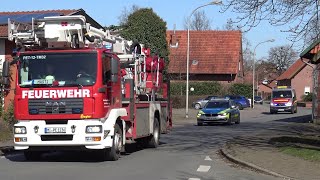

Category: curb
[219, 147, 294, 180]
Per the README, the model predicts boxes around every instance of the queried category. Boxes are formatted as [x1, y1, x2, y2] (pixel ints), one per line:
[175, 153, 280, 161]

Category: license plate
[278, 109, 285, 112]
[45, 127, 66, 133]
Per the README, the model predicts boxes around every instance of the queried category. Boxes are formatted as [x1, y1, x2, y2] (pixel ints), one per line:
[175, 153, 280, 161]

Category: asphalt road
[0, 104, 311, 180]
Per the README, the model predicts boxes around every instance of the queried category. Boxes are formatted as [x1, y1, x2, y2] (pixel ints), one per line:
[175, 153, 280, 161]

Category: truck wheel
[147, 117, 160, 148]
[106, 123, 123, 161]
[24, 151, 42, 161]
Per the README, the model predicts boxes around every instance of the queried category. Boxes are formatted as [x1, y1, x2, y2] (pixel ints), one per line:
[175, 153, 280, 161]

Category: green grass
[280, 146, 320, 162]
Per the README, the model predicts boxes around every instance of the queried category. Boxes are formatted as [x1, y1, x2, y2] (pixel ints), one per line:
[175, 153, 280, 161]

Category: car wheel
[227, 117, 232, 125]
[194, 103, 201, 110]
[237, 104, 243, 110]
[291, 107, 295, 114]
[197, 122, 203, 126]
[235, 116, 240, 124]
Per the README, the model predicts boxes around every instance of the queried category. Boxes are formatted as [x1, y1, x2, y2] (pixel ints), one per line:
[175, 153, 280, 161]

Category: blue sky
[0, 0, 299, 59]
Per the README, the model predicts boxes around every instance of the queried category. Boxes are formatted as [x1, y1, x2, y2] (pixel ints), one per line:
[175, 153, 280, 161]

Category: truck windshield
[272, 90, 292, 98]
[18, 52, 97, 87]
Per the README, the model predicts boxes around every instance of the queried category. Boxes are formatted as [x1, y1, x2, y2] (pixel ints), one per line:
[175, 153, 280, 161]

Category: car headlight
[285, 102, 292, 106]
[270, 102, 275, 106]
[14, 126, 27, 134]
[86, 125, 102, 133]
[197, 110, 205, 118]
[219, 113, 227, 116]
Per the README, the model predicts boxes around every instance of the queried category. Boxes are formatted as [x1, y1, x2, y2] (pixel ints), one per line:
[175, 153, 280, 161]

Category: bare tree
[255, 60, 278, 83]
[184, 10, 212, 30]
[267, 45, 297, 76]
[221, 0, 320, 46]
[118, 5, 140, 26]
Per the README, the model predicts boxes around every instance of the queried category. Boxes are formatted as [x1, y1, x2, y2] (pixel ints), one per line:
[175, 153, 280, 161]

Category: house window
[305, 86, 311, 95]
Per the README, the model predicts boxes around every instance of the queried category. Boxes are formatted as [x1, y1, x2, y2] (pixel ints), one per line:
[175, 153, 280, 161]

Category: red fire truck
[2, 15, 172, 161]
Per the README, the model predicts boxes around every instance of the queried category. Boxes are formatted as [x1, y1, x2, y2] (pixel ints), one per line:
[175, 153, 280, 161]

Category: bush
[3, 102, 16, 129]
[170, 81, 223, 96]
[302, 93, 313, 102]
[229, 83, 252, 98]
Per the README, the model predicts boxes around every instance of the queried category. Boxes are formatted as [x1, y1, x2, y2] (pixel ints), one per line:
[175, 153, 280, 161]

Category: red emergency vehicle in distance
[270, 86, 297, 114]
[2, 15, 172, 161]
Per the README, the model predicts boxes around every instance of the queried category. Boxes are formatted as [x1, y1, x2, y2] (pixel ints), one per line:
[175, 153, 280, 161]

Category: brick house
[166, 30, 244, 82]
[0, 9, 103, 108]
[257, 80, 277, 100]
[276, 58, 314, 101]
[300, 39, 320, 123]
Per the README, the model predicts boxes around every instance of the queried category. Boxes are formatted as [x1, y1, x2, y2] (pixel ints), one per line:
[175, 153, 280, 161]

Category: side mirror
[110, 58, 118, 83]
[2, 61, 10, 86]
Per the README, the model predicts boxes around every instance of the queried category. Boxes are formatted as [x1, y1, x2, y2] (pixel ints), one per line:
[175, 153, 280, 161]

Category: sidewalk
[220, 122, 320, 180]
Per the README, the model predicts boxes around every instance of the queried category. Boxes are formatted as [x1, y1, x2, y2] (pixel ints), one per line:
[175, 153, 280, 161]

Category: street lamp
[252, 39, 275, 108]
[186, 0, 222, 118]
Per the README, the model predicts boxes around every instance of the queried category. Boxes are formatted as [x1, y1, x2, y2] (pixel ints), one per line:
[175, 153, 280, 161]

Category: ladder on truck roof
[8, 15, 132, 53]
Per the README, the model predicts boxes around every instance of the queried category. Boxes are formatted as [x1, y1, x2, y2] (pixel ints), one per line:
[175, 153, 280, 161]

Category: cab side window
[102, 54, 111, 85]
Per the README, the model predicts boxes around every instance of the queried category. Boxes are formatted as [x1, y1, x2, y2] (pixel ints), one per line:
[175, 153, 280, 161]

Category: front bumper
[197, 115, 228, 123]
[13, 120, 113, 151]
[270, 106, 293, 112]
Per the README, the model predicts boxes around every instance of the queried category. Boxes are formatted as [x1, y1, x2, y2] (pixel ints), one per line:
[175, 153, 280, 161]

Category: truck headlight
[14, 126, 27, 134]
[86, 125, 102, 133]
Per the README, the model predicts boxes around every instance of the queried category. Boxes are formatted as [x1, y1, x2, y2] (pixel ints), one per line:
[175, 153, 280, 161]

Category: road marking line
[205, 156, 212, 161]
[188, 178, 200, 180]
[197, 165, 211, 172]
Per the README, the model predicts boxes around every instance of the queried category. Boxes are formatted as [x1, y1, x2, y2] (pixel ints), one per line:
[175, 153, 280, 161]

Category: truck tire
[24, 151, 42, 161]
[105, 123, 123, 161]
[147, 117, 160, 148]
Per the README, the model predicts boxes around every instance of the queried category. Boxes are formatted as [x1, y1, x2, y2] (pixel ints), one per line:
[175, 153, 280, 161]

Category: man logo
[46, 101, 66, 113]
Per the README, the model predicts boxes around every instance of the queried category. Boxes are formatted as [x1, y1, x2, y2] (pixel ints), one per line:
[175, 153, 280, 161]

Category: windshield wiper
[63, 83, 84, 89]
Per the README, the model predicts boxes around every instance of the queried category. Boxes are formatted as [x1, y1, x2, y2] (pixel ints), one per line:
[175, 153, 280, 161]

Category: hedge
[170, 82, 253, 108]
[170, 81, 224, 96]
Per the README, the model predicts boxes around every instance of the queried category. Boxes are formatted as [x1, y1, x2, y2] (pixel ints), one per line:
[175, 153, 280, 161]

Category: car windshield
[205, 96, 216, 100]
[272, 90, 292, 98]
[18, 52, 97, 87]
[205, 101, 229, 109]
[255, 96, 262, 100]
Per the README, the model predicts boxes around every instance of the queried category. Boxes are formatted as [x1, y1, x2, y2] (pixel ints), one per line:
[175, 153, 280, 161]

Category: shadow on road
[273, 115, 312, 123]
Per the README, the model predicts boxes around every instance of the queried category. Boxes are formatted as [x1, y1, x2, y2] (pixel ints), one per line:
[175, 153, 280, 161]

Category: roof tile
[167, 30, 242, 75]
[276, 58, 308, 80]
